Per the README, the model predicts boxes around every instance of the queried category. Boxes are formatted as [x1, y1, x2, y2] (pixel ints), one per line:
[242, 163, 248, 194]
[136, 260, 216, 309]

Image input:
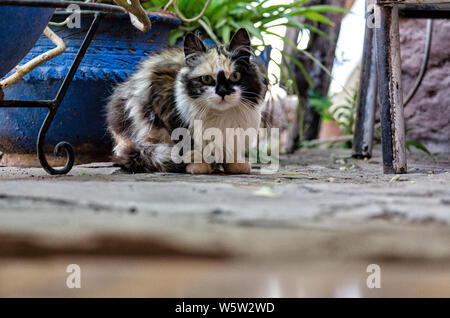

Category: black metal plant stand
[0, 1, 126, 174]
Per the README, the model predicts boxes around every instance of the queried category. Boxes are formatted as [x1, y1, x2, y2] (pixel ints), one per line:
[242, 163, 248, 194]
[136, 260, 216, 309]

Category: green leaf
[299, 5, 348, 14]
[198, 18, 220, 44]
[169, 29, 185, 45]
[253, 186, 280, 198]
[282, 52, 313, 88]
[209, 5, 228, 24]
[221, 24, 231, 43]
[257, 0, 309, 15]
[291, 10, 335, 25]
[240, 20, 264, 41]
[389, 175, 401, 182]
[405, 140, 431, 155]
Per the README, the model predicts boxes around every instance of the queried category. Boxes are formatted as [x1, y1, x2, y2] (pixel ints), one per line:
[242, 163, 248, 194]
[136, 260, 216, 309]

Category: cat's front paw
[224, 162, 251, 174]
[186, 163, 212, 174]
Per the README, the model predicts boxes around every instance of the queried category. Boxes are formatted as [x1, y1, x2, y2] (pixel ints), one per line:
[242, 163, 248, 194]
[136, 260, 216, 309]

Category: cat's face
[180, 29, 265, 112]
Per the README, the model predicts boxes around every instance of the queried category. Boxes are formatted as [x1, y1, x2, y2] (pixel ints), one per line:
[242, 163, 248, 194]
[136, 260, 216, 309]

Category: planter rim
[4, 10, 182, 82]
[53, 10, 181, 26]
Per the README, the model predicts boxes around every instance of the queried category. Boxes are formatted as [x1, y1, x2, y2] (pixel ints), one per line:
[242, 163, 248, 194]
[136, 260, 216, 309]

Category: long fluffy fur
[106, 30, 266, 173]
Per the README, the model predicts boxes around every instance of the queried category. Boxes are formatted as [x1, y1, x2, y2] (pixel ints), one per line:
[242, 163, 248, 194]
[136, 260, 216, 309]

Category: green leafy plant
[307, 82, 357, 149]
[308, 90, 333, 122]
[143, 0, 346, 46]
[405, 140, 431, 155]
[374, 126, 431, 156]
[405, 128, 431, 155]
[308, 80, 432, 154]
[333, 81, 357, 137]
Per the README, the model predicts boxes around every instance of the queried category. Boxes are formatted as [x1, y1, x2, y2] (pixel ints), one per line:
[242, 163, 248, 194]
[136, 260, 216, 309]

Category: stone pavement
[0, 147, 449, 296]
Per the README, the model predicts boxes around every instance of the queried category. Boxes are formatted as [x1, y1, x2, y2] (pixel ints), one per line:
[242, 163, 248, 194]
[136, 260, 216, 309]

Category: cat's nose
[216, 86, 229, 98]
[216, 85, 235, 99]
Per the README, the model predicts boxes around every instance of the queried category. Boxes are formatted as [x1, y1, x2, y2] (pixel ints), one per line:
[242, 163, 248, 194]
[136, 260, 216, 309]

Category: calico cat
[106, 28, 266, 174]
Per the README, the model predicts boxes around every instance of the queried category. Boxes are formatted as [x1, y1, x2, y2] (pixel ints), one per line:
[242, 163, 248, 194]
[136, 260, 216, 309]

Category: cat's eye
[201, 75, 214, 85]
[229, 71, 241, 82]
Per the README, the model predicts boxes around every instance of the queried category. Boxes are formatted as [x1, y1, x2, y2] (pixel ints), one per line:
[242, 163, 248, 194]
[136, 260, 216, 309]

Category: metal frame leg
[375, 4, 407, 174]
[353, 4, 377, 159]
[37, 13, 101, 175]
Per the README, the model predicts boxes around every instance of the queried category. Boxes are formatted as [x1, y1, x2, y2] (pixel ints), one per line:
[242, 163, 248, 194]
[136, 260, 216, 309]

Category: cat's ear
[184, 32, 206, 66]
[229, 28, 252, 61]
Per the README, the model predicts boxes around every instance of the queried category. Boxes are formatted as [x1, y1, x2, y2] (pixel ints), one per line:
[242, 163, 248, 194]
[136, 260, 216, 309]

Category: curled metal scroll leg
[35, 13, 101, 175]
[37, 108, 75, 175]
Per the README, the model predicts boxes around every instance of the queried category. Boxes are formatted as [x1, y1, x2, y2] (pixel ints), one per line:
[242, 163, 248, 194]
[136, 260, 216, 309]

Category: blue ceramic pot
[1, 12, 180, 162]
[0, 6, 55, 78]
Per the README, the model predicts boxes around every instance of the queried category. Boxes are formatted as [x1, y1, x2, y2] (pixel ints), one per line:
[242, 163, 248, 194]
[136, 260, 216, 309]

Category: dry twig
[113, 0, 151, 32]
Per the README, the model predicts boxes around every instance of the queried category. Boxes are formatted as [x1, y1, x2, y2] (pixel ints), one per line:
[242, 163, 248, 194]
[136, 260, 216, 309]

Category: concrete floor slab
[0, 148, 449, 296]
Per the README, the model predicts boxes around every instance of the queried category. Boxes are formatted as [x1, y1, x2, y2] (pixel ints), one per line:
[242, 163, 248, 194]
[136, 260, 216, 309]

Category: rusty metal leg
[375, 4, 407, 174]
[353, 8, 377, 159]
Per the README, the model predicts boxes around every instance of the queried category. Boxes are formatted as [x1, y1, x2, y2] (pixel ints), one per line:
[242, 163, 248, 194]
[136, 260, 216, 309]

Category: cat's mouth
[218, 94, 237, 104]
[216, 97, 237, 109]
[207, 92, 240, 110]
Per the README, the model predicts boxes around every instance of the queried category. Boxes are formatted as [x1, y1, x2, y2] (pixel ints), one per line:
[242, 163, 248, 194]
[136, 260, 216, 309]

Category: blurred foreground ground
[0, 147, 449, 297]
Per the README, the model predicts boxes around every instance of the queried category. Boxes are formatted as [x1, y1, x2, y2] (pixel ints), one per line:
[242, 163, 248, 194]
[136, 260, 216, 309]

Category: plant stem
[163, 0, 175, 11]
[113, 0, 151, 32]
[282, 55, 303, 152]
[172, 0, 211, 23]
